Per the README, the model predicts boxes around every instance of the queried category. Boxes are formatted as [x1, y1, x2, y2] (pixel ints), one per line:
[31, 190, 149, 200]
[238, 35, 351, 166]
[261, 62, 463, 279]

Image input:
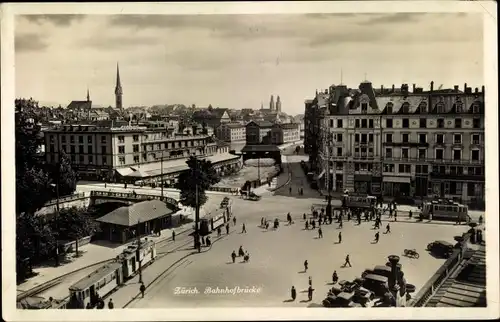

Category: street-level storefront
[354, 174, 372, 194]
[382, 175, 411, 197]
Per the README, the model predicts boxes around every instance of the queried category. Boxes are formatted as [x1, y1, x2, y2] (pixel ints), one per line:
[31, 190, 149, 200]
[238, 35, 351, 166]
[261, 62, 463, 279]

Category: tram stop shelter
[95, 200, 177, 244]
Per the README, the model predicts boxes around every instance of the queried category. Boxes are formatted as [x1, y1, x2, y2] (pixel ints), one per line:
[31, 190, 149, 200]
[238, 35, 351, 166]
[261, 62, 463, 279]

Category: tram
[67, 238, 157, 309]
[421, 199, 470, 222]
[342, 194, 377, 209]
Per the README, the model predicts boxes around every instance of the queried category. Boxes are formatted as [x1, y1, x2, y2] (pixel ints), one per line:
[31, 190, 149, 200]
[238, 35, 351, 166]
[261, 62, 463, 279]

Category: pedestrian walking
[308, 276, 312, 286]
[409, 210, 412, 219]
[266, 221, 270, 230]
[201, 236, 205, 246]
[172, 230, 176, 242]
[318, 227, 323, 238]
[304, 260, 308, 272]
[305, 221, 309, 230]
[386, 223, 391, 234]
[394, 211, 398, 222]
[242, 223, 247, 233]
[303, 213, 306, 221]
[338, 220, 343, 229]
[104, 182, 107, 188]
[312, 220, 316, 229]
[343, 254, 352, 267]
[374, 232, 380, 243]
[291, 286, 297, 301]
[226, 223, 230, 234]
[140, 283, 146, 298]
[318, 218, 322, 226]
[231, 250, 236, 263]
[108, 299, 114, 309]
[261, 217, 264, 227]
[233, 216, 237, 226]
[338, 231, 342, 244]
[217, 227, 221, 237]
[332, 270, 338, 284]
[308, 285, 314, 301]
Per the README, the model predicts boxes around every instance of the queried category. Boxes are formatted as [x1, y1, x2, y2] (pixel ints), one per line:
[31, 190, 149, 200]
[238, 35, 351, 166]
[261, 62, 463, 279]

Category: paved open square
[128, 195, 469, 308]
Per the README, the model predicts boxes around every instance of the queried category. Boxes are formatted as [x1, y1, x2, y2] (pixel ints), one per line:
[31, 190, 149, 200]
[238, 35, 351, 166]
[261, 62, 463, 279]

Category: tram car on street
[342, 194, 377, 210]
[421, 199, 470, 222]
[67, 239, 157, 309]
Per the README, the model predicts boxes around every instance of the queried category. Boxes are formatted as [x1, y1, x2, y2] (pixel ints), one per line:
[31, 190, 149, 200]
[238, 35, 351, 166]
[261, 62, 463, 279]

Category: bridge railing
[410, 232, 472, 307]
[90, 191, 178, 208]
[44, 193, 87, 206]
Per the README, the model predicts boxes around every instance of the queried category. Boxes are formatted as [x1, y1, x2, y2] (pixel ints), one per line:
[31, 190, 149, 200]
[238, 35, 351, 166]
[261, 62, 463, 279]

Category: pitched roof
[96, 200, 175, 227]
[246, 120, 273, 128]
[67, 101, 92, 110]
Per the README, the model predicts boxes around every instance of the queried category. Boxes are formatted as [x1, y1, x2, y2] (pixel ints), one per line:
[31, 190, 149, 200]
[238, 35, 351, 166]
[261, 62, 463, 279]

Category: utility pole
[160, 152, 164, 200]
[137, 219, 143, 284]
[54, 163, 60, 267]
[193, 155, 200, 249]
[257, 157, 261, 182]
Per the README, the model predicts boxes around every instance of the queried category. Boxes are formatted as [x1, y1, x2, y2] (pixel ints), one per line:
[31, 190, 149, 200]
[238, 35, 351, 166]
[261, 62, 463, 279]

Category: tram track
[16, 228, 194, 303]
[122, 230, 235, 308]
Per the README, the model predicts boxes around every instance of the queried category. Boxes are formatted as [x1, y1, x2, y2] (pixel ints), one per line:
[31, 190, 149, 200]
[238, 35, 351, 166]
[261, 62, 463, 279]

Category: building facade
[215, 123, 246, 143]
[44, 124, 219, 181]
[269, 123, 300, 145]
[312, 81, 485, 206]
[245, 121, 273, 145]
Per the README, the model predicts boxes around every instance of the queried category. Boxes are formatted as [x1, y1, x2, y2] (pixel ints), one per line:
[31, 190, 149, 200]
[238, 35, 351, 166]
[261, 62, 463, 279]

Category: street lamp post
[51, 162, 61, 267]
[192, 154, 200, 250]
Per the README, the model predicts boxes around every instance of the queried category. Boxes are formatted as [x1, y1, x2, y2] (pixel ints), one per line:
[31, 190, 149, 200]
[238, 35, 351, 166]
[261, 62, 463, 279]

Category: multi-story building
[269, 123, 300, 145]
[311, 81, 485, 206]
[215, 122, 246, 143]
[245, 121, 273, 145]
[44, 124, 241, 183]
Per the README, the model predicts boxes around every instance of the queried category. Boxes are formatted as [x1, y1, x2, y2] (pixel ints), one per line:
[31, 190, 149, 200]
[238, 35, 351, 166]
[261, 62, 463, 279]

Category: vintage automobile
[361, 274, 390, 298]
[247, 192, 261, 201]
[427, 240, 454, 258]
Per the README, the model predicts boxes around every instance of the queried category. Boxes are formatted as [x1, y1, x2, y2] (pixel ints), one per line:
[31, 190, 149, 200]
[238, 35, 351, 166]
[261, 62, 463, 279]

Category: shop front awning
[382, 176, 411, 184]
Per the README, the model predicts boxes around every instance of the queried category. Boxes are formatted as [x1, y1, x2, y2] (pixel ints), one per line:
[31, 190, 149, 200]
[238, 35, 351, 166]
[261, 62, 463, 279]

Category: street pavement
[127, 195, 469, 308]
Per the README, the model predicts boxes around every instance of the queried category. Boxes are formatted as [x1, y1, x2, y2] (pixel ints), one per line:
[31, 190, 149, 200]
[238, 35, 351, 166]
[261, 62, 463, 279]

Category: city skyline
[16, 13, 483, 114]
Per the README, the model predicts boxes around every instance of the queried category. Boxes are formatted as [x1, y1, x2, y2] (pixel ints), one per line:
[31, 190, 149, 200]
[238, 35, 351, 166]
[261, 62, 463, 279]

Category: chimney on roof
[430, 81, 434, 92]
[392, 84, 395, 92]
[381, 85, 384, 93]
[464, 83, 467, 93]
[413, 84, 416, 93]
[475, 87, 479, 93]
[454, 85, 459, 92]
[482, 85, 485, 94]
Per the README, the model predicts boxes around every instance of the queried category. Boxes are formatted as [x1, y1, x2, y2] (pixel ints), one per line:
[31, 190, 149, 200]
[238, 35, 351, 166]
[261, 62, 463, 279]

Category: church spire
[87, 87, 90, 102]
[115, 62, 123, 109]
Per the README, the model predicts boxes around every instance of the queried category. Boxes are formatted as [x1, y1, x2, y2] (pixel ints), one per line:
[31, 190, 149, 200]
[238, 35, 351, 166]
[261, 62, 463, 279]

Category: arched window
[418, 101, 427, 113]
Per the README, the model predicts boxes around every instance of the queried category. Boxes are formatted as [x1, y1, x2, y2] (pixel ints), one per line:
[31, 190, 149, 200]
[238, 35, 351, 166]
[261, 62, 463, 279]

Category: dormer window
[361, 103, 368, 114]
[472, 102, 480, 114]
[386, 103, 393, 114]
[418, 102, 427, 113]
[401, 102, 410, 114]
[436, 103, 445, 114]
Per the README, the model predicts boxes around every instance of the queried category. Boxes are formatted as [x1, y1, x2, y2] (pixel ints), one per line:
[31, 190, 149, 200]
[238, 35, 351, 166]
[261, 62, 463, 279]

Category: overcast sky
[15, 13, 483, 114]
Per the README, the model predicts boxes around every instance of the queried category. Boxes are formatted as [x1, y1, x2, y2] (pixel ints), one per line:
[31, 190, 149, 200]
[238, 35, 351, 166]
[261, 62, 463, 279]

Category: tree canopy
[175, 156, 220, 208]
[53, 151, 77, 197]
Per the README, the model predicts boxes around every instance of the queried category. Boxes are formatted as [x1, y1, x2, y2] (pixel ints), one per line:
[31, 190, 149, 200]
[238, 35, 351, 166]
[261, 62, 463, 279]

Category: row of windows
[50, 145, 107, 154]
[49, 134, 108, 144]
[47, 153, 108, 165]
[327, 117, 482, 129]
[328, 162, 483, 176]
[118, 150, 191, 165]
[384, 147, 481, 161]
[385, 133, 482, 144]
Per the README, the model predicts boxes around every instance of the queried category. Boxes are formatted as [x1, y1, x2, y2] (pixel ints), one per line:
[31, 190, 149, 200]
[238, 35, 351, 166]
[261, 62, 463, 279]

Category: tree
[16, 166, 54, 215]
[52, 207, 100, 257]
[175, 156, 220, 209]
[52, 151, 77, 197]
[15, 98, 44, 170]
[16, 212, 56, 267]
[201, 121, 208, 135]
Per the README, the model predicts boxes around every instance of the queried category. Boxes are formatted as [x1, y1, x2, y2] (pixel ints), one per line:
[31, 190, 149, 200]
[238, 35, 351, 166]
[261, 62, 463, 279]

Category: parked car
[427, 240, 454, 258]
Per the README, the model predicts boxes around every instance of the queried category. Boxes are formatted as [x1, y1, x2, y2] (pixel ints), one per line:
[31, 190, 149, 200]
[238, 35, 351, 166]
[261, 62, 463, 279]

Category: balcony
[353, 153, 376, 160]
[383, 142, 429, 148]
[432, 158, 483, 165]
